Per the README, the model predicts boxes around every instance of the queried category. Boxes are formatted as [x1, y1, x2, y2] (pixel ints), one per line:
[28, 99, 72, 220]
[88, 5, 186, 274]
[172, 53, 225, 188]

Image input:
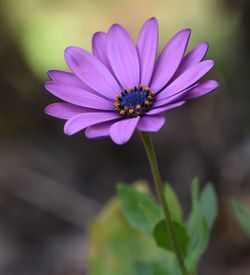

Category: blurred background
[0, 0, 250, 274]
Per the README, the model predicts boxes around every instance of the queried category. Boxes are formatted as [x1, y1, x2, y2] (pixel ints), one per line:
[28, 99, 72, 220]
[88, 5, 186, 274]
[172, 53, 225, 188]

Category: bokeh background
[0, 0, 250, 274]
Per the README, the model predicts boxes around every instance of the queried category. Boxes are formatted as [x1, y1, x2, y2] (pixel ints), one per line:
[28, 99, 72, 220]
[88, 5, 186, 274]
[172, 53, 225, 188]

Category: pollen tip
[119, 109, 125, 115]
[145, 87, 150, 92]
[136, 104, 141, 110]
[128, 109, 134, 114]
[144, 100, 150, 105]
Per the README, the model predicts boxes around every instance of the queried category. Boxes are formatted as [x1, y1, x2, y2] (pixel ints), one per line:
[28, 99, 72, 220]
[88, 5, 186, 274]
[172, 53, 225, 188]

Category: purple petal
[85, 120, 118, 139]
[48, 69, 109, 99]
[48, 70, 86, 88]
[137, 115, 165, 132]
[45, 102, 88, 120]
[148, 101, 185, 114]
[110, 117, 140, 145]
[150, 29, 191, 92]
[107, 24, 140, 89]
[92, 32, 112, 71]
[182, 80, 219, 100]
[64, 112, 120, 135]
[44, 81, 113, 110]
[154, 85, 197, 107]
[64, 46, 120, 99]
[156, 60, 214, 102]
[172, 42, 208, 80]
[137, 17, 158, 87]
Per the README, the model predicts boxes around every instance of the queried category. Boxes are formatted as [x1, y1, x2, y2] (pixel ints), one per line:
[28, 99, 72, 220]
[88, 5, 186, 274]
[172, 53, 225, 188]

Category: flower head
[44, 17, 218, 145]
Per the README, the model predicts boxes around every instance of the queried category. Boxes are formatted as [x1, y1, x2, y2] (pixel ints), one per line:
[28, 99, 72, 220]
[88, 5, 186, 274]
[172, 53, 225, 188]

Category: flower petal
[44, 81, 113, 110]
[48, 70, 86, 88]
[182, 80, 219, 100]
[107, 24, 140, 89]
[156, 60, 214, 102]
[110, 116, 140, 145]
[64, 112, 120, 135]
[173, 42, 208, 80]
[154, 85, 196, 107]
[137, 17, 158, 87]
[45, 102, 88, 120]
[92, 32, 112, 70]
[137, 115, 165, 132]
[64, 46, 120, 99]
[85, 120, 118, 139]
[150, 29, 191, 92]
[148, 101, 185, 114]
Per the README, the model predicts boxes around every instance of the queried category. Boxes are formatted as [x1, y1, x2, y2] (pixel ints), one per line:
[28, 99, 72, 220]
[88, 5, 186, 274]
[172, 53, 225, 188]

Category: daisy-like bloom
[44, 17, 218, 145]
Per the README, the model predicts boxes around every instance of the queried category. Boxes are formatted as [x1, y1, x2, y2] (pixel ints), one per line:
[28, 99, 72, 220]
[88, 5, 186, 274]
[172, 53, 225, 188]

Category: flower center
[114, 85, 155, 117]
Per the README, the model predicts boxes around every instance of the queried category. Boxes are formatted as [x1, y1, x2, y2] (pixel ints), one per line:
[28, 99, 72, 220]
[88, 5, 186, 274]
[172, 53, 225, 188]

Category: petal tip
[179, 28, 191, 35]
[63, 122, 72, 136]
[207, 59, 215, 68]
[108, 23, 122, 33]
[44, 105, 51, 115]
[92, 31, 105, 41]
[64, 46, 79, 59]
[199, 42, 209, 54]
[43, 80, 53, 90]
[211, 80, 219, 89]
[47, 70, 55, 80]
[147, 17, 158, 23]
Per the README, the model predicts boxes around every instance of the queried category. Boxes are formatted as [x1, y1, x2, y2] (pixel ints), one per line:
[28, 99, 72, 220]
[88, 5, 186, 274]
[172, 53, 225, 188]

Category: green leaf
[186, 178, 210, 271]
[230, 199, 250, 237]
[200, 184, 218, 229]
[117, 184, 163, 235]
[163, 184, 184, 224]
[88, 183, 181, 275]
[153, 219, 189, 256]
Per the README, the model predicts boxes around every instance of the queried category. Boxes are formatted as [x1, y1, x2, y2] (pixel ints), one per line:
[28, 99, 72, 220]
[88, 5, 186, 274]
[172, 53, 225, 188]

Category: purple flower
[44, 17, 218, 145]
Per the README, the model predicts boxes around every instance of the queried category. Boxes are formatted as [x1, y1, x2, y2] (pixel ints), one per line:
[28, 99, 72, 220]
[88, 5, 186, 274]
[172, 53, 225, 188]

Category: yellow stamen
[147, 95, 152, 100]
[145, 87, 150, 92]
[114, 101, 120, 106]
[144, 100, 150, 105]
[124, 106, 129, 111]
[139, 84, 144, 89]
[115, 94, 120, 99]
[129, 109, 134, 114]
[119, 109, 126, 115]
[136, 104, 141, 110]
[150, 91, 155, 96]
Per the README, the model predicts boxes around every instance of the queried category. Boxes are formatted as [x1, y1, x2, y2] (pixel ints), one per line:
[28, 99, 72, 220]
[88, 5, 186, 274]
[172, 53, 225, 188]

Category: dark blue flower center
[114, 85, 155, 117]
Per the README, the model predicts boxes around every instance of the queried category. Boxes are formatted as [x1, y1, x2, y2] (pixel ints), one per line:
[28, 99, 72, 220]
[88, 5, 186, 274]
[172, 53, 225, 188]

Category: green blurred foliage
[186, 178, 218, 272]
[230, 200, 250, 238]
[153, 219, 189, 256]
[88, 182, 180, 275]
[117, 183, 164, 236]
[88, 179, 218, 275]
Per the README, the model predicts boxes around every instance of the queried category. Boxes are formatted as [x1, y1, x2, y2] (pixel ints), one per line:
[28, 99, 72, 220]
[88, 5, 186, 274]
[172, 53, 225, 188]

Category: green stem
[140, 132, 189, 275]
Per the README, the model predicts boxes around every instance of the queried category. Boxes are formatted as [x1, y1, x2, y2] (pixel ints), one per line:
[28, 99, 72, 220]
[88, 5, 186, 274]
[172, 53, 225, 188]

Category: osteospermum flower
[44, 17, 218, 145]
